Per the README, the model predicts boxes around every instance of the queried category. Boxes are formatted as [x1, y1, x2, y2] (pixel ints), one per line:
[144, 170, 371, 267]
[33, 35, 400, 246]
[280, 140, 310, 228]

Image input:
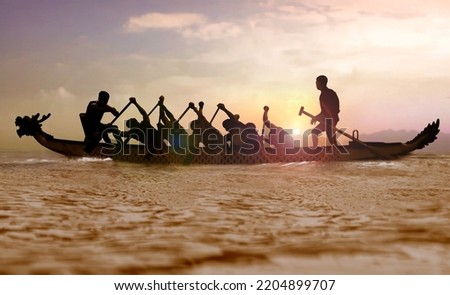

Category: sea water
[0, 151, 449, 274]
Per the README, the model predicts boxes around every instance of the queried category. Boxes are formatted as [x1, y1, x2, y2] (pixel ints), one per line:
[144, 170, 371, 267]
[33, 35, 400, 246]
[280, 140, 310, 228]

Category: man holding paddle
[310, 75, 340, 147]
[121, 97, 162, 154]
[263, 106, 294, 154]
[157, 98, 189, 154]
[299, 77, 393, 159]
[81, 91, 122, 153]
[217, 103, 261, 154]
[189, 101, 224, 154]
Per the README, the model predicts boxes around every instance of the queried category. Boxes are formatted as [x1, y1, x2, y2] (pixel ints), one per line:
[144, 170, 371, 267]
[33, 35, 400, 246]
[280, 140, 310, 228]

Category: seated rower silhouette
[157, 97, 189, 154]
[262, 106, 294, 155]
[217, 103, 261, 154]
[80, 91, 121, 153]
[189, 101, 224, 154]
[121, 97, 161, 154]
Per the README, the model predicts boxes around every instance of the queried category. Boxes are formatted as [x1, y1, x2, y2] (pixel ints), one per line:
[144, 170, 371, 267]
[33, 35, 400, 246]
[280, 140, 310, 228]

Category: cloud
[39, 87, 76, 105]
[124, 12, 243, 40]
[181, 21, 242, 40]
[125, 13, 207, 32]
[259, 0, 450, 16]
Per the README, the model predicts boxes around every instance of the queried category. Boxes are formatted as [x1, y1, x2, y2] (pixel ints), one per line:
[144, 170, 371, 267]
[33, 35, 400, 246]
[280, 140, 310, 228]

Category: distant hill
[360, 129, 450, 153]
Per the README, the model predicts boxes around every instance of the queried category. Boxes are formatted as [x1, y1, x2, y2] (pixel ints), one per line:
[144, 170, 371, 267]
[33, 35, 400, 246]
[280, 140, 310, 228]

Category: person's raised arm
[189, 102, 209, 126]
[263, 106, 270, 128]
[217, 103, 235, 120]
[89, 102, 119, 116]
[159, 104, 173, 126]
[162, 105, 176, 122]
[129, 97, 149, 122]
[189, 103, 200, 116]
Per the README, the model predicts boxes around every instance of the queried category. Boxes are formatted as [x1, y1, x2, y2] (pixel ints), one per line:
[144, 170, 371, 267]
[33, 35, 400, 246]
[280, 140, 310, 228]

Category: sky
[1, 0, 449, 150]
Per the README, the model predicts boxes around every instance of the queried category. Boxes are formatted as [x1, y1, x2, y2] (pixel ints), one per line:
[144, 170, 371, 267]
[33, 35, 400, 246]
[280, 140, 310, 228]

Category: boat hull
[16, 114, 440, 164]
[31, 130, 433, 164]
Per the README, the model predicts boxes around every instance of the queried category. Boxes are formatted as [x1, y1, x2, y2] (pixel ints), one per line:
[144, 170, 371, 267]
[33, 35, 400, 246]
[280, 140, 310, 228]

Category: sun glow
[292, 128, 301, 135]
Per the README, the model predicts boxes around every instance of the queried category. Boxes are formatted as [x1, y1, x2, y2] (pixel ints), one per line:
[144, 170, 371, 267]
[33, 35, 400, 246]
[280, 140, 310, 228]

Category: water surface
[0, 151, 449, 274]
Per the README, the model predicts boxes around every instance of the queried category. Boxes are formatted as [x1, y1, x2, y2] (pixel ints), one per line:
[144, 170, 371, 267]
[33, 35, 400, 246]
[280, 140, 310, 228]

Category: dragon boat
[14, 113, 440, 164]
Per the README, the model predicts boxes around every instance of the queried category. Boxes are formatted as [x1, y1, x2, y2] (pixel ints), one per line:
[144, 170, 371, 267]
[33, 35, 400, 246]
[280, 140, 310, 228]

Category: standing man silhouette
[310, 75, 340, 147]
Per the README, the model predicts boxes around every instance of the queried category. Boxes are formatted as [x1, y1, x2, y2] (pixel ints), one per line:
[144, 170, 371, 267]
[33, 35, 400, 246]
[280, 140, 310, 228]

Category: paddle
[158, 102, 191, 131]
[209, 107, 220, 125]
[146, 96, 164, 117]
[298, 106, 393, 160]
[175, 104, 193, 123]
[110, 101, 132, 125]
[193, 101, 223, 138]
[194, 101, 216, 128]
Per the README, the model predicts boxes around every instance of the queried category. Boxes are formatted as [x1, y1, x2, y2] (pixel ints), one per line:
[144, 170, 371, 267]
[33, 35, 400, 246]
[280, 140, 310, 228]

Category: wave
[76, 157, 113, 163]
[1, 158, 62, 165]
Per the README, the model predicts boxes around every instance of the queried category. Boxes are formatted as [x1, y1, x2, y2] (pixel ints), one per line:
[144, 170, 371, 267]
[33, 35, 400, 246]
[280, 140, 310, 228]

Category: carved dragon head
[15, 113, 51, 137]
